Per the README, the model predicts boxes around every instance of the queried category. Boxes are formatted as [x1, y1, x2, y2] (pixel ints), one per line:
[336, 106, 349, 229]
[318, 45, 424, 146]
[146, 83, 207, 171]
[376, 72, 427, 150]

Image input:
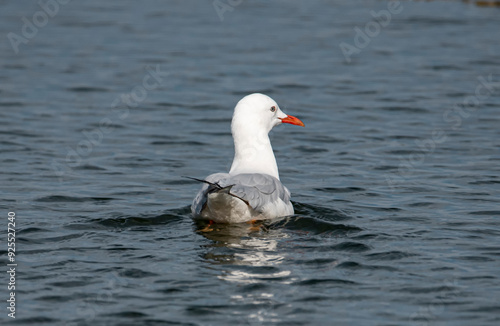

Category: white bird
[191, 93, 304, 223]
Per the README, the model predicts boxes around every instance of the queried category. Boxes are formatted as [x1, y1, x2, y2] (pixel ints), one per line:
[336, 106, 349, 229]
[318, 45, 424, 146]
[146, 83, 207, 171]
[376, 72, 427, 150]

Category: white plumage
[191, 93, 304, 223]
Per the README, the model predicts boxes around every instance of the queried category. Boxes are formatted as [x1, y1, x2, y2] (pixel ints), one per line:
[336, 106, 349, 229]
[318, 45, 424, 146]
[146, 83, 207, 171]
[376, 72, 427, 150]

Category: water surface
[1, 1, 500, 325]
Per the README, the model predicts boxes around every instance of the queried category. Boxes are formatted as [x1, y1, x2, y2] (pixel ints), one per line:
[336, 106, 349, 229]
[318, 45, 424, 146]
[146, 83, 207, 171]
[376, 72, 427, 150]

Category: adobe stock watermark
[50, 65, 166, 179]
[62, 271, 129, 326]
[385, 74, 498, 191]
[339, 0, 403, 63]
[408, 278, 460, 326]
[213, 0, 243, 22]
[7, 0, 72, 54]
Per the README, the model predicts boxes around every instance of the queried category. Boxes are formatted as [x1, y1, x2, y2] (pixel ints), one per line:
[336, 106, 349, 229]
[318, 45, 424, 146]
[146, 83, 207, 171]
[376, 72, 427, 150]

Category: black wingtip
[182, 176, 222, 189]
[184, 176, 250, 207]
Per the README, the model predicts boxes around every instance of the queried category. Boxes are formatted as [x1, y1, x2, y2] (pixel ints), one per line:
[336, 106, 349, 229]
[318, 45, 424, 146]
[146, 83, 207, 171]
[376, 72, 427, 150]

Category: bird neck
[229, 128, 280, 180]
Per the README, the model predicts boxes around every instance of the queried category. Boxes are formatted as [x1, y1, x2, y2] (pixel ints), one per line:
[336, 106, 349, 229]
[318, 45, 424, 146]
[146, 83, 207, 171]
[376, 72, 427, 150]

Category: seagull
[190, 93, 304, 224]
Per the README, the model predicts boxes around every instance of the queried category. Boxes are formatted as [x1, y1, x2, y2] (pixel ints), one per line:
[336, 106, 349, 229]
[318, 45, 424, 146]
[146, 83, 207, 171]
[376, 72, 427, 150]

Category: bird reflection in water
[194, 219, 293, 324]
[194, 219, 293, 284]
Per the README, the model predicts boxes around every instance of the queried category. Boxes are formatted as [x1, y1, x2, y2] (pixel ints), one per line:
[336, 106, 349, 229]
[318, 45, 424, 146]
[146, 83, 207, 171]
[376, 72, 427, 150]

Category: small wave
[66, 86, 110, 92]
[36, 195, 115, 203]
[96, 207, 189, 228]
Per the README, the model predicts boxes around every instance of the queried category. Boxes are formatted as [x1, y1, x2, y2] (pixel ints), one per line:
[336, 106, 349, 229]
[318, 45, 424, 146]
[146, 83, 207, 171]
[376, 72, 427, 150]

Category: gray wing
[191, 173, 291, 216]
[191, 172, 229, 216]
[218, 173, 291, 213]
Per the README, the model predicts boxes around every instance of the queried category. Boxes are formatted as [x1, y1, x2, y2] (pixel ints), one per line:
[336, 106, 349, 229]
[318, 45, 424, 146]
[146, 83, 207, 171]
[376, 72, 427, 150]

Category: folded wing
[191, 173, 293, 221]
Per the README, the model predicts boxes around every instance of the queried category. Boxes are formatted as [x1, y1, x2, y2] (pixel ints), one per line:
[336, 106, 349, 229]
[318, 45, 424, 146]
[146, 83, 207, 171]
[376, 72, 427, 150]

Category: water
[1, 0, 500, 325]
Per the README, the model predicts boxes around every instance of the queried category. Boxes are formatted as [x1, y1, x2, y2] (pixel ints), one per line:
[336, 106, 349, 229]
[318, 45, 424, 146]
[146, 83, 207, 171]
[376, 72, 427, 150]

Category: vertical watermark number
[7, 212, 16, 319]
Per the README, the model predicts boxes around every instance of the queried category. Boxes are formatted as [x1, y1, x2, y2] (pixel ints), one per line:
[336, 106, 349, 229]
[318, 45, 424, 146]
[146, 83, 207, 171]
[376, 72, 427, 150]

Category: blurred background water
[1, 0, 499, 325]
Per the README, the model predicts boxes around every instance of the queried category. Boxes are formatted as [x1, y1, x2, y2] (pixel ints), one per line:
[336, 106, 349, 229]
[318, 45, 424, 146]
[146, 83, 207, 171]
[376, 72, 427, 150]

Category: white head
[229, 93, 304, 179]
[231, 93, 304, 134]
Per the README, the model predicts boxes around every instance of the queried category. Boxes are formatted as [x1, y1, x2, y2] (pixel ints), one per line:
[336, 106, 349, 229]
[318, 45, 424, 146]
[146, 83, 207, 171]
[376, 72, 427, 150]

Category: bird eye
[270, 106, 276, 112]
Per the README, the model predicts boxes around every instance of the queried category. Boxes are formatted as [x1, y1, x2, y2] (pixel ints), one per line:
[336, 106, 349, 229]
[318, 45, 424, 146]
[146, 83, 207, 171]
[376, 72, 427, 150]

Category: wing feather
[191, 173, 292, 219]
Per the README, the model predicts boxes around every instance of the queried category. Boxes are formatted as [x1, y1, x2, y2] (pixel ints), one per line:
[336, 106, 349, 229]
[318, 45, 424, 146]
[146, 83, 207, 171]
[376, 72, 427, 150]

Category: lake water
[1, 0, 500, 325]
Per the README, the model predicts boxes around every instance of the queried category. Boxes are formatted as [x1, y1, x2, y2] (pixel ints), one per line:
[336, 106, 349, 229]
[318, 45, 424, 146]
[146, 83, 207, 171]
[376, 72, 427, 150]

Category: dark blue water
[1, 0, 500, 325]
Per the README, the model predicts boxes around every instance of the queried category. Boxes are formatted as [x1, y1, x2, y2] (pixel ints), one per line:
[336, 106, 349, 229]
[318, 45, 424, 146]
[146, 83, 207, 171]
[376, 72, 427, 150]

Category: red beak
[280, 115, 305, 127]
